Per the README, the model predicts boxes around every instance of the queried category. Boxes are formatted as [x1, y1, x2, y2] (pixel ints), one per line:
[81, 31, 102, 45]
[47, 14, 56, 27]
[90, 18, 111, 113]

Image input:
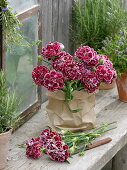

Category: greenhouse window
[0, 0, 42, 128]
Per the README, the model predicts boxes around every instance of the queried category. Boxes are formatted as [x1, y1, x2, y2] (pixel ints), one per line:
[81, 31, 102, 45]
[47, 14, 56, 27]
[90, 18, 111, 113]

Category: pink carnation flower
[52, 51, 73, 72]
[32, 65, 50, 86]
[41, 42, 64, 60]
[96, 65, 117, 84]
[43, 70, 64, 91]
[46, 141, 70, 162]
[98, 55, 113, 68]
[82, 70, 100, 93]
[26, 136, 43, 146]
[62, 60, 84, 80]
[88, 54, 100, 66]
[41, 129, 62, 146]
[26, 137, 43, 159]
[74, 45, 98, 65]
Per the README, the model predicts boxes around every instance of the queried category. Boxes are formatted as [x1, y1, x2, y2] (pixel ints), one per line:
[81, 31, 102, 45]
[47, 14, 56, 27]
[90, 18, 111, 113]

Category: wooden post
[0, 7, 3, 69]
[37, 0, 43, 103]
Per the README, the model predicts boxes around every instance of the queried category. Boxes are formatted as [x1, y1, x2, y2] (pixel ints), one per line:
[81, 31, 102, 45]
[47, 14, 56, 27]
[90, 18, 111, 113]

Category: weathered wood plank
[41, 0, 53, 45]
[5, 88, 127, 170]
[112, 144, 127, 170]
[58, 0, 73, 52]
[41, 0, 53, 103]
[101, 160, 112, 170]
[52, 0, 59, 42]
[95, 88, 118, 115]
[66, 0, 73, 53]
[17, 5, 39, 21]
[41, 0, 73, 49]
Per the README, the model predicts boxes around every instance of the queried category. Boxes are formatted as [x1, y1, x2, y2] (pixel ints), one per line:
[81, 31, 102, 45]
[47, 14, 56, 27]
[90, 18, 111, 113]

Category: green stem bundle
[61, 121, 117, 155]
[18, 122, 117, 158]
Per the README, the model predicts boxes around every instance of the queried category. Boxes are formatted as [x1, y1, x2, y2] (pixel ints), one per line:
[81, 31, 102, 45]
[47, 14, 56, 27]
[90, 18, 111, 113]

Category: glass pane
[6, 14, 38, 114]
[8, 0, 37, 13]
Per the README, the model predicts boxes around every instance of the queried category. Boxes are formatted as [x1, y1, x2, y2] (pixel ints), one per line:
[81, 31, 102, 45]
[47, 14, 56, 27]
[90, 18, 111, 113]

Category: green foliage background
[71, 0, 127, 51]
[0, 71, 21, 133]
[0, 0, 24, 49]
[98, 27, 127, 76]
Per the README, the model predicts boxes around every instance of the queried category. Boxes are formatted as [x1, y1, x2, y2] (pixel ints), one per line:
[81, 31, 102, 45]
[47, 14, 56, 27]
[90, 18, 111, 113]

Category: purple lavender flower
[120, 37, 125, 41]
[1, 7, 10, 11]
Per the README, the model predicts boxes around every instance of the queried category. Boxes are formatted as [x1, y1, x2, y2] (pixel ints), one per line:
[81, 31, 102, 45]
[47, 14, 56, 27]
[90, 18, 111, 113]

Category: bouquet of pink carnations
[32, 42, 116, 110]
[18, 122, 117, 162]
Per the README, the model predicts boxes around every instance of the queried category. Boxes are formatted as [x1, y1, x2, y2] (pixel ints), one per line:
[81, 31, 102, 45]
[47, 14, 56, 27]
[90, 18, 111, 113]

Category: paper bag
[46, 90, 96, 132]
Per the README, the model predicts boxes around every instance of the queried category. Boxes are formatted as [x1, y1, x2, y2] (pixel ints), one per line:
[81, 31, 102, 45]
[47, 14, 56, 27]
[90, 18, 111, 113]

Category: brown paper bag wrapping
[0, 129, 12, 169]
[46, 90, 96, 131]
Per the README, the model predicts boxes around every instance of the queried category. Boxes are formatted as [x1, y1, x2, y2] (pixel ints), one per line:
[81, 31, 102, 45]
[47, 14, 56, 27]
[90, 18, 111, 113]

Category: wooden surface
[102, 160, 112, 170]
[41, 0, 73, 52]
[17, 5, 40, 21]
[4, 87, 127, 170]
[112, 144, 127, 170]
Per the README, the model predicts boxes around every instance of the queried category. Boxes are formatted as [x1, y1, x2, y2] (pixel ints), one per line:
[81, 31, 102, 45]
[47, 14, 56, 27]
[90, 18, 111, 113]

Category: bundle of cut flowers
[18, 122, 117, 162]
[32, 42, 117, 111]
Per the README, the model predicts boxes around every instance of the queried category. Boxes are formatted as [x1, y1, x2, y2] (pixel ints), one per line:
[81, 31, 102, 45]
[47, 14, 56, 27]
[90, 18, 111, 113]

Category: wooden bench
[5, 87, 127, 170]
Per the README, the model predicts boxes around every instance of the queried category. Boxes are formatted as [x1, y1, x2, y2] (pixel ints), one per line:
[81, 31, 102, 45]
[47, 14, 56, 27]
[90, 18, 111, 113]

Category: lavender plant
[99, 27, 127, 76]
[71, 0, 127, 51]
[0, 0, 41, 50]
[0, 71, 21, 133]
[0, 0, 24, 49]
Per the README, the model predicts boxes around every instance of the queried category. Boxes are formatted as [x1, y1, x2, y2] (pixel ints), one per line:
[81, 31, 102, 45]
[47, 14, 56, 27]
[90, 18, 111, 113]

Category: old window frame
[0, 0, 42, 128]
[0, 7, 3, 69]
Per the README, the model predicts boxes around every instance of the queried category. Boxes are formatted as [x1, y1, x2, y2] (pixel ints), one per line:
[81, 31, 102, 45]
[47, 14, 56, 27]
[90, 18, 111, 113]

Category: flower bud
[41, 147, 46, 152]
[79, 152, 85, 156]
[61, 129, 72, 135]
[85, 136, 89, 141]
[38, 55, 43, 61]
[91, 67, 96, 71]
[60, 44, 64, 50]
[69, 146, 76, 153]
[72, 137, 78, 142]
[99, 58, 103, 64]
[90, 133, 101, 137]
[62, 135, 65, 139]
[102, 123, 108, 127]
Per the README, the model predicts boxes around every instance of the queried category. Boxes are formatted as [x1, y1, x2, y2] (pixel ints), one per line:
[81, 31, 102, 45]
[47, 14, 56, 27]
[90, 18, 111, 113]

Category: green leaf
[69, 155, 73, 158]
[70, 109, 82, 113]
[65, 160, 71, 164]
[78, 152, 85, 156]
[17, 144, 26, 148]
[50, 56, 56, 60]
[38, 55, 43, 62]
